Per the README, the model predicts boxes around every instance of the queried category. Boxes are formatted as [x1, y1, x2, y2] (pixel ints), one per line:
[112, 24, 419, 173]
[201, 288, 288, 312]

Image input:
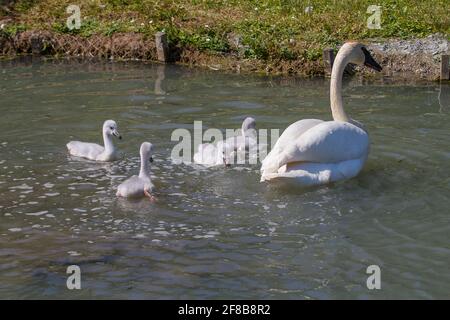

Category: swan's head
[241, 117, 256, 133]
[216, 140, 233, 167]
[140, 142, 154, 163]
[342, 42, 382, 72]
[103, 120, 122, 139]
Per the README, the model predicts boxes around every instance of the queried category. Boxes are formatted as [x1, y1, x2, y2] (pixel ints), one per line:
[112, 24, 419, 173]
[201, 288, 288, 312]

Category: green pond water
[0, 58, 449, 299]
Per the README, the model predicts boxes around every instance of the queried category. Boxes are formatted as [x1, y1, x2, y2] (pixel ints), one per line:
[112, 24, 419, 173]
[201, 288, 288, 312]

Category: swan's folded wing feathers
[67, 141, 104, 160]
[335, 157, 366, 180]
[265, 121, 368, 170]
[293, 121, 369, 164]
[261, 119, 323, 173]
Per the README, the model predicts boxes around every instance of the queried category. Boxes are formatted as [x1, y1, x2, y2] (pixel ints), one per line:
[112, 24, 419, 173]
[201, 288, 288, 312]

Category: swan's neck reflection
[154, 64, 166, 95]
[439, 82, 449, 113]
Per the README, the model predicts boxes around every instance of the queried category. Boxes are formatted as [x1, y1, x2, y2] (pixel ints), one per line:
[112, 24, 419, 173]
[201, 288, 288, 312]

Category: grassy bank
[1, 0, 449, 75]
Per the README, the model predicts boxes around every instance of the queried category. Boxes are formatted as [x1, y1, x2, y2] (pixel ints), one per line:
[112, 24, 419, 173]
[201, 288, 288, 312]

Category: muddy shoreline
[0, 30, 448, 81]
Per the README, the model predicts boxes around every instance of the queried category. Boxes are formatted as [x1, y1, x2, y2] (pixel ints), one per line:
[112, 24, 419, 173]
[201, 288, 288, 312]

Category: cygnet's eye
[110, 126, 114, 130]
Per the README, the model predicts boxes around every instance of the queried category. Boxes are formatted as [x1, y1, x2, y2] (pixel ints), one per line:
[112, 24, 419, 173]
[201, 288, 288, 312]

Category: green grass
[1, 0, 449, 61]
[1, 23, 27, 36]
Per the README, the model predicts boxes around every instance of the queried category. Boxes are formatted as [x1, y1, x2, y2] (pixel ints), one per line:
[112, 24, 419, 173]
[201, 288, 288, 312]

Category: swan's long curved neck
[102, 131, 115, 154]
[330, 49, 351, 122]
[241, 125, 255, 141]
[241, 123, 247, 140]
[139, 155, 151, 179]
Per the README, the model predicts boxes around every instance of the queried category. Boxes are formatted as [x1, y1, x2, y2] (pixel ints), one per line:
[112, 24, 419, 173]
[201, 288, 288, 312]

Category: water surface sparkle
[0, 59, 449, 299]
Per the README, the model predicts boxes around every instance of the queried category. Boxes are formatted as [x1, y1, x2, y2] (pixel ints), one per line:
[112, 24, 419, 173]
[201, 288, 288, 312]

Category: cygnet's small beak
[149, 157, 154, 163]
[223, 158, 231, 168]
[113, 130, 122, 139]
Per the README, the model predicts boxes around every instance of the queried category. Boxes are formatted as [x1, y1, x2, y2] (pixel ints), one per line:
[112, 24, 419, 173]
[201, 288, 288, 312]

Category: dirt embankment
[367, 34, 449, 81]
[0, 30, 448, 81]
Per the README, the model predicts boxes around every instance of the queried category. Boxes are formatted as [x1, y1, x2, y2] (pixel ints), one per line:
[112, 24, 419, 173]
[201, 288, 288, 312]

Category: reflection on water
[154, 64, 166, 96]
[439, 82, 449, 113]
[0, 59, 449, 299]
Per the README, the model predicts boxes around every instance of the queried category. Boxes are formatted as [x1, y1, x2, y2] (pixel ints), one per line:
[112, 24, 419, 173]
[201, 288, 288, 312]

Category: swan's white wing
[67, 141, 104, 160]
[261, 119, 324, 172]
[261, 121, 369, 178]
[286, 121, 369, 163]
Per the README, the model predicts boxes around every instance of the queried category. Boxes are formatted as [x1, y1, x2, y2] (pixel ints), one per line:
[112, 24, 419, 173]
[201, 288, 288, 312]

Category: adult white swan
[67, 120, 122, 161]
[260, 42, 382, 186]
[116, 142, 156, 200]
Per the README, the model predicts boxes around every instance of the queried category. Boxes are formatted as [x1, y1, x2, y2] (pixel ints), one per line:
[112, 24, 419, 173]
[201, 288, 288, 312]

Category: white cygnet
[116, 142, 156, 200]
[67, 120, 122, 161]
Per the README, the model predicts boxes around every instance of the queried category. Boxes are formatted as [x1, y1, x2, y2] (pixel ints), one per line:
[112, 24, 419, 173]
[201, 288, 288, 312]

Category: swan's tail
[260, 158, 366, 186]
[260, 164, 278, 182]
[260, 165, 331, 186]
[260, 162, 285, 182]
[260, 172, 277, 182]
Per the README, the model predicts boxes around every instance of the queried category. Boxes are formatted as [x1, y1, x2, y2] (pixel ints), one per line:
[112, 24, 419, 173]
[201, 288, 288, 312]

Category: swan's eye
[110, 127, 114, 130]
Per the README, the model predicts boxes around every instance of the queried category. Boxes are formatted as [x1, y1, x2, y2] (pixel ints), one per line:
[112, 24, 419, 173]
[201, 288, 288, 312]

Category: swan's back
[261, 119, 323, 173]
[67, 141, 104, 160]
[292, 121, 369, 163]
[193, 143, 220, 165]
[117, 175, 153, 198]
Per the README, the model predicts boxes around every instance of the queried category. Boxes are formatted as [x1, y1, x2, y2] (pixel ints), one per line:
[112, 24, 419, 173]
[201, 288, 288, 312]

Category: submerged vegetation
[0, 0, 449, 72]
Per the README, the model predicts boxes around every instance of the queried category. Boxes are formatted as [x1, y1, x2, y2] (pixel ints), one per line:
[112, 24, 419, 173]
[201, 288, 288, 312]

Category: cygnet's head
[103, 120, 122, 139]
[340, 42, 382, 72]
[241, 117, 256, 133]
[140, 142, 154, 163]
[216, 140, 233, 167]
